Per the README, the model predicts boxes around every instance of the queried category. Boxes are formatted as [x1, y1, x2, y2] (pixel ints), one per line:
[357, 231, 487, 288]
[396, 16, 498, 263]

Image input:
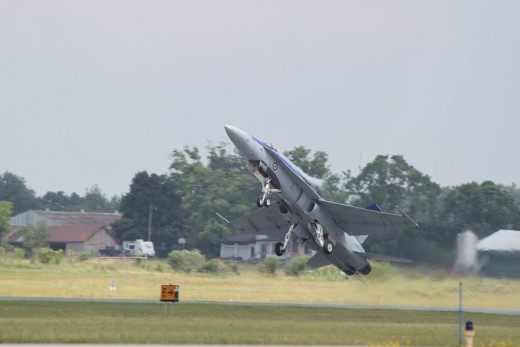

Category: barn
[8, 210, 121, 254]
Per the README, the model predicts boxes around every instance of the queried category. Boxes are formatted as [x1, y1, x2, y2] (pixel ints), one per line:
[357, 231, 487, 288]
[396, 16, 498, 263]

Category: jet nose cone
[224, 125, 253, 155]
[224, 125, 245, 145]
[224, 124, 234, 136]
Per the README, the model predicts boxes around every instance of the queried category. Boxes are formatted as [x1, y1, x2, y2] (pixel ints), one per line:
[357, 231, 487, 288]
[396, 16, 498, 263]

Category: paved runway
[1, 296, 519, 315]
[0, 345, 370, 347]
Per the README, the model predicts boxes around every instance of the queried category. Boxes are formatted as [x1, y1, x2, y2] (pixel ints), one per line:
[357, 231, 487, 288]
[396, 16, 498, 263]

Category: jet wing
[227, 201, 288, 237]
[318, 200, 419, 236]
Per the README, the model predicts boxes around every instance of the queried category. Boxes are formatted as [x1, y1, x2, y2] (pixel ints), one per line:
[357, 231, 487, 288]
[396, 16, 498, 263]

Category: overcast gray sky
[1, 1, 519, 197]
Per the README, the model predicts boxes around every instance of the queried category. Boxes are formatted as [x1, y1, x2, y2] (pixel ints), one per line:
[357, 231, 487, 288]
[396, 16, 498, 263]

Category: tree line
[2, 144, 520, 265]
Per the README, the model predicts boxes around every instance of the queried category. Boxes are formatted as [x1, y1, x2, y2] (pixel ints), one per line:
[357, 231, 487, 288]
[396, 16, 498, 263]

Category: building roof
[10, 210, 121, 227]
[223, 234, 283, 245]
[477, 229, 520, 252]
[8, 224, 111, 244]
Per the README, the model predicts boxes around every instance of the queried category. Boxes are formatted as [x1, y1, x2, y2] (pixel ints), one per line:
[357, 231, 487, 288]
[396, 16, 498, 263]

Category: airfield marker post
[463, 321, 475, 347]
[458, 282, 463, 345]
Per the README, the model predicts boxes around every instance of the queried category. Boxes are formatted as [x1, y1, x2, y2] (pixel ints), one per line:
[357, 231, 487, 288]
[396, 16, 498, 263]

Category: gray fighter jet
[221, 125, 419, 275]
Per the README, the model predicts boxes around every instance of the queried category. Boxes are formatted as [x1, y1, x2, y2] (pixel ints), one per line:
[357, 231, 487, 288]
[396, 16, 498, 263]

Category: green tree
[0, 201, 13, 243]
[169, 145, 258, 257]
[346, 155, 441, 219]
[39, 188, 120, 213]
[39, 191, 72, 211]
[283, 146, 349, 203]
[442, 181, 520, 238]
[0, 172, 40, 214]
[345, 155, 444, 263]
[112, 171, 183, 256]
[20, 222, 51, 256]
[283, 146, 331, 179]
[83, 185, 115, 212]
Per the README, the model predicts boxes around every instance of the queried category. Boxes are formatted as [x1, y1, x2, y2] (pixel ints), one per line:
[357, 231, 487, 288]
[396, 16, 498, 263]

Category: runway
[0, 345, 369, 347]
[1, 296, 519, 315]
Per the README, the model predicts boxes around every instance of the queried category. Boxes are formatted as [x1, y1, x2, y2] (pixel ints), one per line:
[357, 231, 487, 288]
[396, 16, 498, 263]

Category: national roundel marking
[273, 162, 278, 170]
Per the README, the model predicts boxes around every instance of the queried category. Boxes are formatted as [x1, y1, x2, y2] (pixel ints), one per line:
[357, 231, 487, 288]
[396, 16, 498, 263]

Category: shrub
[13, 247, 25, 260]
[198, 259, 229, 273]
[53, 249, 64, 264]
[257, 256, 280, 275]
[315, 265, 347, 281]
[226, 260, 240, 275]
[368, 261, 398, 280]
[285, 256, 308, 277]
[168, 250, 205, 273]
[35, 248, 52, 264]
[77, 252, 96, 262]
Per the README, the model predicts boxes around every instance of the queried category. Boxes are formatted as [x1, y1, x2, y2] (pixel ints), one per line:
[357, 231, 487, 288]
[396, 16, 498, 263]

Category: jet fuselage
[225, 125, 371, 275]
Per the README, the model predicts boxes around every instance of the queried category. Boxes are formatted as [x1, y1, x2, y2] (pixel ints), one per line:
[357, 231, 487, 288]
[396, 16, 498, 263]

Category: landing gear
[256, 196, 272, 208]
[255, 177, 280, 208]
[274, 224, 296, 257]
[308, 222, 325, 248]
[275, 242, 285, 256]
[323, 239, 334, 254]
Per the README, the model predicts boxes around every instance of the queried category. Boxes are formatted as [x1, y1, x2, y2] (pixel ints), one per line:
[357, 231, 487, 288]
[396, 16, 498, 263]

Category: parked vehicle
[122, 239, 155, 257]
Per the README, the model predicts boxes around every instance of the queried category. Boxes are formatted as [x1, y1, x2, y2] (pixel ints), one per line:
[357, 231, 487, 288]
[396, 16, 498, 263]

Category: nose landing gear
[256, 177, 280, 208]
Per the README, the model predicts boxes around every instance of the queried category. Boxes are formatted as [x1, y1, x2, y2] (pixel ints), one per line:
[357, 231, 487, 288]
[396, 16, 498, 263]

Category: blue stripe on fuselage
[252, 136, 303, 177]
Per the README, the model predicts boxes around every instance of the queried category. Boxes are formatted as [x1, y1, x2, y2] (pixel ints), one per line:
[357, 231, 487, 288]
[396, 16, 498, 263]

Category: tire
[263, 198, 271, 207]
[256, 197, 264, 208]
[275, 242, 285, 256]
[323, 239, 333, 254]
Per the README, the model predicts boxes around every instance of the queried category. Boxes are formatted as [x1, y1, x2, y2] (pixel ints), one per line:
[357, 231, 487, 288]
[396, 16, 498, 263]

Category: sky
[1, 1, 519, 198]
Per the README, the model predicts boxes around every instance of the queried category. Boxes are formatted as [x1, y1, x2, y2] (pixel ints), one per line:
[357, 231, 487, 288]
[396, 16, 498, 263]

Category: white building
[220, 234, 313, 260]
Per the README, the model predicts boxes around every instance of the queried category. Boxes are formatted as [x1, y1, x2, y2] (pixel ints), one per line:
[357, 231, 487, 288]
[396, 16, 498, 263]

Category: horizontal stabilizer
[306, 253, 331, 268]
[355, 251, 412, 263]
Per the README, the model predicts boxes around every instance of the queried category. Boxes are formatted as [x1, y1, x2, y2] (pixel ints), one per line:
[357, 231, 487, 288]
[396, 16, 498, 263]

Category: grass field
[0, 300, 519, 346]
[1, 257, 520, 310]
[1, 257, 520, 346]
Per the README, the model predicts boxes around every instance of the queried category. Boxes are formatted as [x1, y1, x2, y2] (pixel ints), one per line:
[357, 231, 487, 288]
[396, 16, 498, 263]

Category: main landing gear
[309, 222, 334, 255]
[275, 223, 335, 257]
[275, 224, 295, 256]
[256, 177, 280, 208]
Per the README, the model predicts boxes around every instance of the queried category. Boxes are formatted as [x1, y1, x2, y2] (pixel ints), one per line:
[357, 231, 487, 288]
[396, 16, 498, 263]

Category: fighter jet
[220, 125, 419, 275]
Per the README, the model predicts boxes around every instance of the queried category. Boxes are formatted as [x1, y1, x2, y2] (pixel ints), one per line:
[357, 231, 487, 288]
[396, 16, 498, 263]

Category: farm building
[220, 234, 313, 260]
[477, 229, 520, 278]
[8, 210, 121, 254]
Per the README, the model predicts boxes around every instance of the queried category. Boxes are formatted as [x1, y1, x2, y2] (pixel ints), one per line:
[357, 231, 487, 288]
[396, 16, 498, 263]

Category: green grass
[0, 300, 519, 346]
[2, 257, 520, 311]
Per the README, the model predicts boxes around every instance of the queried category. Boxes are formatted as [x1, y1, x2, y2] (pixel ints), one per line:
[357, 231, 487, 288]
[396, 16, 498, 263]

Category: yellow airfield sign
[160, 284, 179, 302]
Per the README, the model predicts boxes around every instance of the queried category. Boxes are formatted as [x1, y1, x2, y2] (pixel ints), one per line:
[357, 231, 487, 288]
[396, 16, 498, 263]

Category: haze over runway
[1, 1, 519, 197]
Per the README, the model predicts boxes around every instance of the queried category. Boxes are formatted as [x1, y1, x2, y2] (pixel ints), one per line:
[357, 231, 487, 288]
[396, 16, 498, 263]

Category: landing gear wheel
[275, 242, 285, 256]
[263, 198, 271, 207]
[256, 197, 264, 208]
[323, 239, 333, 254]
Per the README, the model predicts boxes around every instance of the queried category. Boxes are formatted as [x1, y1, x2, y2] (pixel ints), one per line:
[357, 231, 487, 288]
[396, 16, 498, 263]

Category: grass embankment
[1, 257, 519, 310]
[0, 300, 519, 346]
